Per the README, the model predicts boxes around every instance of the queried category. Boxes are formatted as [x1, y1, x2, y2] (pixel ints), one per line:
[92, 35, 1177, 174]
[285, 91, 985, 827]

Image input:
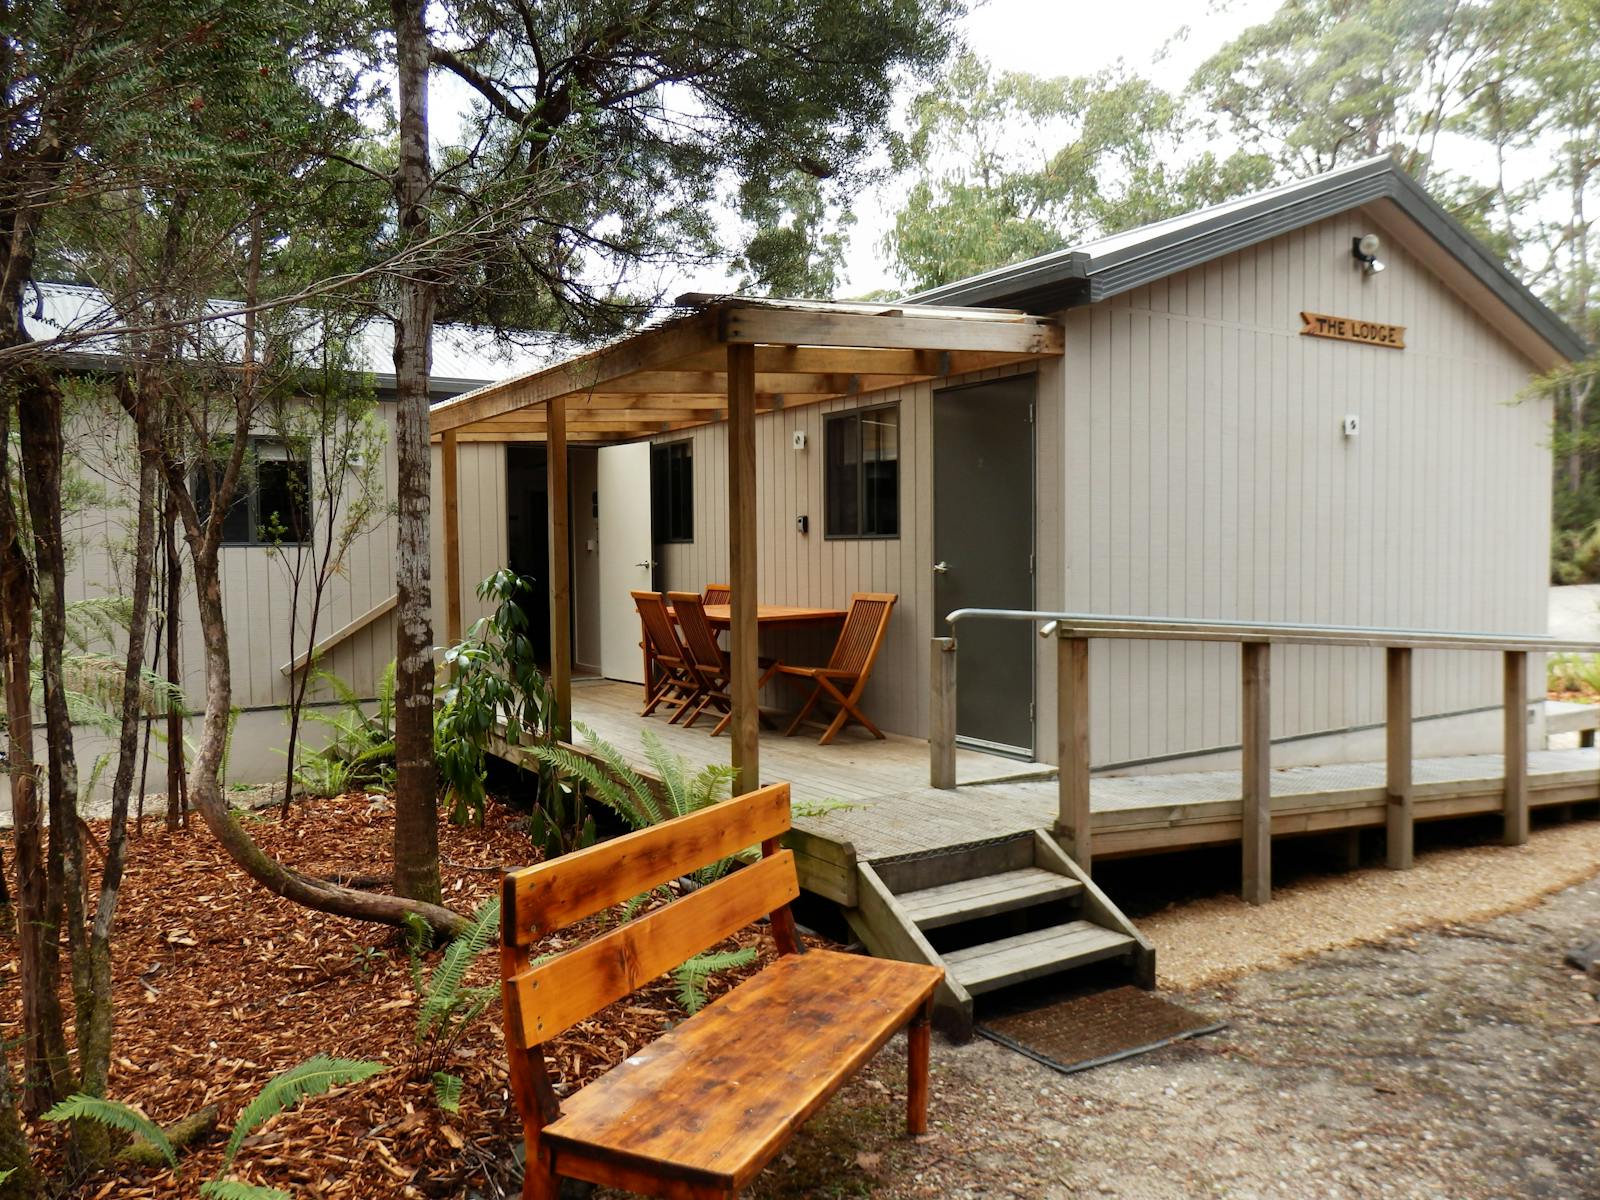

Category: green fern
[199, 1181, 290, 1200]
[672, 947, 758, 1015]
[222, 1057, 385, 1168]
[417, 896, 501, 1043]
[575, 722, 663, 826]
[42, 1094, 176, 1168]
[431, 1072, 463, 1113]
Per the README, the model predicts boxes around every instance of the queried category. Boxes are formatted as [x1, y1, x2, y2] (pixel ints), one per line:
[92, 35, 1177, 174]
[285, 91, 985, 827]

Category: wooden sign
[1299, 311, 1406, 350]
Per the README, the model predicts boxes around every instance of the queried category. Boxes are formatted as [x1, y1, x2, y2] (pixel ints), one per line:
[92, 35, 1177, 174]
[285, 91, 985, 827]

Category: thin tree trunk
[17, 371, 106, 1164]
[390, 0, 441, 906]
[163, 481, 185, 830]
[0, 386, 68, 1115]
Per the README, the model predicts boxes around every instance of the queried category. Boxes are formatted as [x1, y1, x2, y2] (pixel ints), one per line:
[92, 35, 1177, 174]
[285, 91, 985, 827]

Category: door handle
[932, 561, 950, 574]
[635, 561, 655, 569]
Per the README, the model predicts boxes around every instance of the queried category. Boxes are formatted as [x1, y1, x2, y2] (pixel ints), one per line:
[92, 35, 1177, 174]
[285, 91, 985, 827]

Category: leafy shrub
[1549, 652, 1600, 697]
[291, 662, 397, 798]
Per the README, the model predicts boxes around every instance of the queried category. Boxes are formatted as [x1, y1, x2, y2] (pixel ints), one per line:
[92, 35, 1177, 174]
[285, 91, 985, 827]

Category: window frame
[196, 436, 313, 549]
[650, 438, 695, 545]
[823, 402, 901, 541]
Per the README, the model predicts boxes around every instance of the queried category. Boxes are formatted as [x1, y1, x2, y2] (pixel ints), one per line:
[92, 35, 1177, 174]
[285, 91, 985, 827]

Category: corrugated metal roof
[910, 156, 1588, 362]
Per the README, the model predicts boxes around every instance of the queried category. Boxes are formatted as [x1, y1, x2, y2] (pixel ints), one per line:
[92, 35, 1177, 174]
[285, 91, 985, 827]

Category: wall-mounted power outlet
[795, 514, 809, 534]
[792, 429, 808, 451]
[1342, 414, 1360, 438]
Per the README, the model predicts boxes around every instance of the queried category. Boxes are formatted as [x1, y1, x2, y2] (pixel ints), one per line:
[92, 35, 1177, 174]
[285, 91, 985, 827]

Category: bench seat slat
[510, 851, 800, 1045]
[543, 949, 942, 1193]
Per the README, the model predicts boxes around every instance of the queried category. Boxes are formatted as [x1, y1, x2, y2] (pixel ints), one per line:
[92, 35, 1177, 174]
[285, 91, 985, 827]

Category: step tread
[943, 920, 1136, 994]
[897, 868, 1083, 929]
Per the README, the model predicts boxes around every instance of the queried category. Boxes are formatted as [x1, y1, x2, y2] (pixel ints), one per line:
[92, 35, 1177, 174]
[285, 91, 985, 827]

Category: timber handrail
[930, 609, 1600, 906]
[278, 593, 398, 677]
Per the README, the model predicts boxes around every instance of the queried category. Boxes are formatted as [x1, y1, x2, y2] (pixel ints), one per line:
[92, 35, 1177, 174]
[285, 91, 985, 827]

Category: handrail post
[1385, 646, 1413, 869]
[1056, 634, 1092, 869]
[930, 637, 957, 789]
[1503, 649, 1529, 845]
[1240, 641, 1271, 904]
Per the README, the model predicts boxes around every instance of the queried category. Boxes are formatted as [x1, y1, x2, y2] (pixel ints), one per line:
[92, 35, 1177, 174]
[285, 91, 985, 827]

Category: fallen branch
[115, 1104, 219, 1167]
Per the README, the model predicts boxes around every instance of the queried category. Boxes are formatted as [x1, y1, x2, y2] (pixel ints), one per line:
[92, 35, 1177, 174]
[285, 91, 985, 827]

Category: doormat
[976, 986, 1226, 1076]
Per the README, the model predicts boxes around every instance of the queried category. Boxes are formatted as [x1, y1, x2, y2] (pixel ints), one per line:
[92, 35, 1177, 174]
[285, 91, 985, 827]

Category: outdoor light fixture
[1352, 233, 1385, 276]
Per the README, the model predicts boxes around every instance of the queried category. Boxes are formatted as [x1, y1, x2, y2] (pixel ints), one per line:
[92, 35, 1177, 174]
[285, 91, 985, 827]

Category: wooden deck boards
[487, 681, 1600, 905]
[563, 679, 1054, 807]
[791, 749, 1600, 869]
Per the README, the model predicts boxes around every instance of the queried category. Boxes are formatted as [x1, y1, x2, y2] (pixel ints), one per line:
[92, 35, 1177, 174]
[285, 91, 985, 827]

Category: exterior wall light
[1352, 233, 1385, 276]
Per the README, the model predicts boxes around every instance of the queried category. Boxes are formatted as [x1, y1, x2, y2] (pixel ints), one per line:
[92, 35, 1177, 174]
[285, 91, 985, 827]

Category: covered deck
[430, 296, 1066, 793]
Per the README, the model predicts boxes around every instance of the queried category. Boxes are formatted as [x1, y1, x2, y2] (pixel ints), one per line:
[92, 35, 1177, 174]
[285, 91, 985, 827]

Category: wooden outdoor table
[699, 604, 847, 629]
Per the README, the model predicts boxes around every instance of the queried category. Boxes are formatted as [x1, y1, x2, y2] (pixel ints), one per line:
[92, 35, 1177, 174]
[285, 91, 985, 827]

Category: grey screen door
[933, 376, 1036, 756]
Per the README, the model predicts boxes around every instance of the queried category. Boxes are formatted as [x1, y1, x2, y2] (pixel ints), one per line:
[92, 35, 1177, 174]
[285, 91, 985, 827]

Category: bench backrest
[826, 592, 897, 678]
[500, 783, 796, 1050]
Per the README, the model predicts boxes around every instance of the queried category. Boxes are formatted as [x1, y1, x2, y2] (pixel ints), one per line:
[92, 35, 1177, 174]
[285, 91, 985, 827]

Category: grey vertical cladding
[1052, 208, 1553, 766]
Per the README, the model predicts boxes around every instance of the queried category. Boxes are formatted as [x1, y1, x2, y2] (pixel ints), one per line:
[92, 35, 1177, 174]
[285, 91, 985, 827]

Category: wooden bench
[499, 782, 943, 1199]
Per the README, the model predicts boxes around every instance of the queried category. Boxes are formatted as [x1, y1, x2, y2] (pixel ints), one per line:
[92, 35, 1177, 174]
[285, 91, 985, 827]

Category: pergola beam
[720, 306, 1067, 356]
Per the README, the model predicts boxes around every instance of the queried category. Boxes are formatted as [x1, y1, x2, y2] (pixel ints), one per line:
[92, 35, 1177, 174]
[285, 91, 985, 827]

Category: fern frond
[310, 666, 363, 713]
[42, 1094, 175, 1167]
[200, 1180, 291, 1200]
[223, 1057, 385, 1167]
[672, 947, 757, 1015]
[528, 742, 646, 829]
[417, 896, 500, 1043]
[687, 762, 740, 814]
[640, 728, 690, 818]
[575, 722, 662, 826]
[431, 1072, 463, 1114]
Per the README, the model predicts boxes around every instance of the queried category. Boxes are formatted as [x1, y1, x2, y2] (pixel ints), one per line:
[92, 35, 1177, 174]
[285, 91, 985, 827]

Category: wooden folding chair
[702, 582, 731, 607]
[632, 591, 702, 721]
[771, 592, 897, 746]
[667, 591, 733, 731]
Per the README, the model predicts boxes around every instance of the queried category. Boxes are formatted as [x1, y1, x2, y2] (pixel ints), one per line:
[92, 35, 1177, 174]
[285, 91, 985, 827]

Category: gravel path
[734, 868, 1600, 1200]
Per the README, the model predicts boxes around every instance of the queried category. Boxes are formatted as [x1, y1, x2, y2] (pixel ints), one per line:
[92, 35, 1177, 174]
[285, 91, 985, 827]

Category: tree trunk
[0, 384, 68, 1115]
[390, 0, 442, 906]
[16, 371, 108, 1165]
[0, 1052, 36, 1198]
[163, 474, 185, 829]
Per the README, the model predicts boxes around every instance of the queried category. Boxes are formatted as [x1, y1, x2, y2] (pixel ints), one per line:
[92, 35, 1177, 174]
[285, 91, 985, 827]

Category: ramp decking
[520, 682, 1600, 907]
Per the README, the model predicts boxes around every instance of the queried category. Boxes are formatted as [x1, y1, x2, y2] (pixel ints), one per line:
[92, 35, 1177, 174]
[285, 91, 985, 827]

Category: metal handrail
[942, 607, 1600, 655]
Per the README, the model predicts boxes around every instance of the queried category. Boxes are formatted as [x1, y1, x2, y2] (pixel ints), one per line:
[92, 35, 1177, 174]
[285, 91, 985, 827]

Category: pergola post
[441, 429, 463, 645]
[727, 343, 759, 792]
[547, 395, 572, 743]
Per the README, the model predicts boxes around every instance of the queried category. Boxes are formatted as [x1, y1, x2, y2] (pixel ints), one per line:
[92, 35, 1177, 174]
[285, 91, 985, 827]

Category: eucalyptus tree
[381, 0, 965, 904]
[882, 52, 1273, 291]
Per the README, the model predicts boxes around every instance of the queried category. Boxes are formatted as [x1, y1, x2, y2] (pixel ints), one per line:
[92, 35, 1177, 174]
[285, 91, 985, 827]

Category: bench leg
[907, 999, 931, 1136]
[523, 1145, 559, 1200]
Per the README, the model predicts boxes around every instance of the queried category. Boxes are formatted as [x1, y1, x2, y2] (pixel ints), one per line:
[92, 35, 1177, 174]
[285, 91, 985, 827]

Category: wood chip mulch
[0, 794, 774, 1198]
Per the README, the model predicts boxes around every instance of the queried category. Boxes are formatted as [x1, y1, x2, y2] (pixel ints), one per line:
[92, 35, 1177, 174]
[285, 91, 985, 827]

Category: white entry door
[597, 441, 654, 682]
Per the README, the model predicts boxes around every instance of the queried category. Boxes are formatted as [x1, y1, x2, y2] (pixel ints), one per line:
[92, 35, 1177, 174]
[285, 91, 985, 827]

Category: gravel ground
[732, 868, 1600, 1200]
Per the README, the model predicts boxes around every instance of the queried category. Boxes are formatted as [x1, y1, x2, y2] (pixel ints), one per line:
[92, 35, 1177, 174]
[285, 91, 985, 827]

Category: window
[825, 404, 899, 539]
[651, 440, 694, 543]
[195, 439, 311, 546]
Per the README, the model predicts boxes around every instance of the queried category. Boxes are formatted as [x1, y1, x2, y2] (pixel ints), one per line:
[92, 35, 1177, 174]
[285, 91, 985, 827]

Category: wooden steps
[841, 829, 1155, 1037]
[897, 868, 1082, 930]
[944, 920, 1136, 994]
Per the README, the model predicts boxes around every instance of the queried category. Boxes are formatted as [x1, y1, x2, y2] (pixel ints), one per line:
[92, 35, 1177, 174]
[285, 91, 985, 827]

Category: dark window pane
[825, 412, 860, 537]
[651, 441, 694, 543]
[861, 407, 899, 537]
[257, 458, 310, 543]
[194, 467, 251, 545]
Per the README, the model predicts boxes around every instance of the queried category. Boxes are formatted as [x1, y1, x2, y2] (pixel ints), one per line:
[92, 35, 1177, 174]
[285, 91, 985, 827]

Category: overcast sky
[826, 0, 1285, 296]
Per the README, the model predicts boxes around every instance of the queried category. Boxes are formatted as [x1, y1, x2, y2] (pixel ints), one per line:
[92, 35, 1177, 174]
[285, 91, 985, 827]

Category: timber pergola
[430, 296, 1066, 791]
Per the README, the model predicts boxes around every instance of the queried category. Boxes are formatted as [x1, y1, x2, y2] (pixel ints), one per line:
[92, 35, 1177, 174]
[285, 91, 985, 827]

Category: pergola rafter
[429, 297, 1065, 789]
